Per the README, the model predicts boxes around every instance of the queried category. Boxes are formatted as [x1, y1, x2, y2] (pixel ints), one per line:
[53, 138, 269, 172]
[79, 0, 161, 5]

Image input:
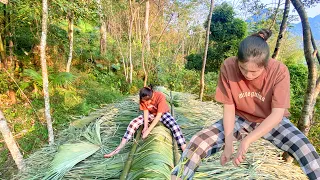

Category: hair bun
[148, 84, 153, 90]
[252, 29, 272, 41]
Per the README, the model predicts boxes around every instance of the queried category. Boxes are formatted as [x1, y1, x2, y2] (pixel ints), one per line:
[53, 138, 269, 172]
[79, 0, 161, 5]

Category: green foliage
[74, 20, 100, 61]
[23, 69, 43, 88]
[155, 67, 218, 99]
[50, 72, 75, 88]
[210, 3, 246, 42]
[286, 62, 320, 152]
[207, 3, 247, 72]
[22, 69, 76, 99]
[14, 25, 39, 55]
[185, 53, 203, 71]
[309, 100, 320, 152]
[0, 73, 10, 94]
[17, 121, 48, 153]
[185, 3, 247, 72]
[286, 63, 308, 125]
[47, 24, 68, 48]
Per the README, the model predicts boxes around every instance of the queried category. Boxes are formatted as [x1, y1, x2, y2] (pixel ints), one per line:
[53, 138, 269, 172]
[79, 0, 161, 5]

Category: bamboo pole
[119, 127, 142, 180]
[170, 91, 181, 166]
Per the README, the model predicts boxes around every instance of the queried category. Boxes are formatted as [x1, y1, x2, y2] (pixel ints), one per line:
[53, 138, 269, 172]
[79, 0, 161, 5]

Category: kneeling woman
[104, 86, 186, 158]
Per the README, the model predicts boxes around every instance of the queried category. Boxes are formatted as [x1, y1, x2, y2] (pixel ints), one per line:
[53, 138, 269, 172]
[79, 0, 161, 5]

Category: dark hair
[237, 29, 272, 67]
[139, 85, 153, 101]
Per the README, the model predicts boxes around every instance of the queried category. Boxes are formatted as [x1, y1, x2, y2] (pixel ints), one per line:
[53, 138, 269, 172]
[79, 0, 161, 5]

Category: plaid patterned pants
[123, 112, 186, 147]
[172, 116, 320, 180]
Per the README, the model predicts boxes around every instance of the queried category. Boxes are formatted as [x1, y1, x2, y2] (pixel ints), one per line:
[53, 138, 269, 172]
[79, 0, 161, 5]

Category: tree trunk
[268, 0, 282, 30]
[128, 0, 134, 84]
[115, 34, 127, 81]
[40, 0, 54, 145]
[144, 0, 150, 52]
[311, 31, 320, 64]
[5, 2, 14, 70]
[138, 7, 142, 43]
[134, 7, 139, 41]
[66, 10, 74, 73]
[291, 0, 317, 137]
[141, 0, 150, 87]
[8, 36, 13, 69]
[272, 0, 290, 59]
[182, 37, 185, 56]
[141, 42, 147, 87]
[310, 31, 320, 113]
[97, 0, 107, 56]
[0, 110, 25, 170]
[199, 0, 214, 101]
[0, 33, 7, 69]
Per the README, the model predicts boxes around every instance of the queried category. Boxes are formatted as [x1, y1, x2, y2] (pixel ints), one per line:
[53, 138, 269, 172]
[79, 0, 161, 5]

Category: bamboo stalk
[170, 91, 181, 165]
[119, 127, 142, 180]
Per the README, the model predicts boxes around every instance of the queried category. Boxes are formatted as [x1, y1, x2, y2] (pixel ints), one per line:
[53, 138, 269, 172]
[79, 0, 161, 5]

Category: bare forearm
[223, 104, 235, 147]
[148, 113, 162, 131]
[143, 110, 149, 127]
[245, 108, 285, 144]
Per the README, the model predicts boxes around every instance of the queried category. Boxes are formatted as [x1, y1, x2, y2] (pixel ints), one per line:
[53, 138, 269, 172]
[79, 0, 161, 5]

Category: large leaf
[43, 142, 100, 180]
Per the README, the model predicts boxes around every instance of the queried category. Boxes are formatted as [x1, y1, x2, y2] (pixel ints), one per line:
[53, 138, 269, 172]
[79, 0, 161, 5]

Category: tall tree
[40, 0, 54, 145]
[142, 0, 150, 87]
[66, 0, 74, 73]
[128, 0, 135, 84]
[291, 0, 318, 136]
[6, 1, 13, 70]
[0, 2, 6, 68]
[272, 0, 290, 59]
[97, 0, 107, 56]
[144, 0, 150, 52]
[199, 0, 214, 101]
[0, 34, 6, 69]
[0, 110, 25, 171]
[268, 0, 282, 30]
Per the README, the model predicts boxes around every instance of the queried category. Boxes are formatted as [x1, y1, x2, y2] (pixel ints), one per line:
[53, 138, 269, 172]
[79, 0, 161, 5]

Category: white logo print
[238, 91, 265, 102]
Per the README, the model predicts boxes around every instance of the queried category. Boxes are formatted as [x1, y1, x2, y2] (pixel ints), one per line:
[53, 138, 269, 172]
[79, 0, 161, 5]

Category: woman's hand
[142, 129, 151, 139]
[220, 144, 234, 166]
[233, 138, 250, 166]
[142, 126, 148, 134]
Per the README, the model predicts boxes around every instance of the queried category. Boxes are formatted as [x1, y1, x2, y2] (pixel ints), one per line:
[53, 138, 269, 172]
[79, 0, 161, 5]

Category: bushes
[155, 68, 218, 99]
[287, 62, 320, 152]
[286, 63, 308, 125]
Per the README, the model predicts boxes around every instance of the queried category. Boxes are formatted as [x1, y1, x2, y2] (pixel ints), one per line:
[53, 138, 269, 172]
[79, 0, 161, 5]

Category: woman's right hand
[142, 126, 148, 134]
[220, 144, 234, 166]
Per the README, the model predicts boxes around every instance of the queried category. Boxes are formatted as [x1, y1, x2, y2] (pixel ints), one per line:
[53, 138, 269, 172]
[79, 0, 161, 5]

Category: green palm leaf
[50, 72, 75, 87]
[23, 69, 43, 87]
[43, 142, 100, 180]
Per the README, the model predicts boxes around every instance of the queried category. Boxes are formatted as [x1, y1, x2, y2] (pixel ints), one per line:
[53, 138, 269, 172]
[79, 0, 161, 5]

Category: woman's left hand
[233, 138, 250, 166]
[142, 129, 151, 139]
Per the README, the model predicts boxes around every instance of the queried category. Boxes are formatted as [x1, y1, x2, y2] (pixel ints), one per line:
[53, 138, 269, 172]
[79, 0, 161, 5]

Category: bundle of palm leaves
[14, 88, 308, 180]
[126, 124, 174, 179]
